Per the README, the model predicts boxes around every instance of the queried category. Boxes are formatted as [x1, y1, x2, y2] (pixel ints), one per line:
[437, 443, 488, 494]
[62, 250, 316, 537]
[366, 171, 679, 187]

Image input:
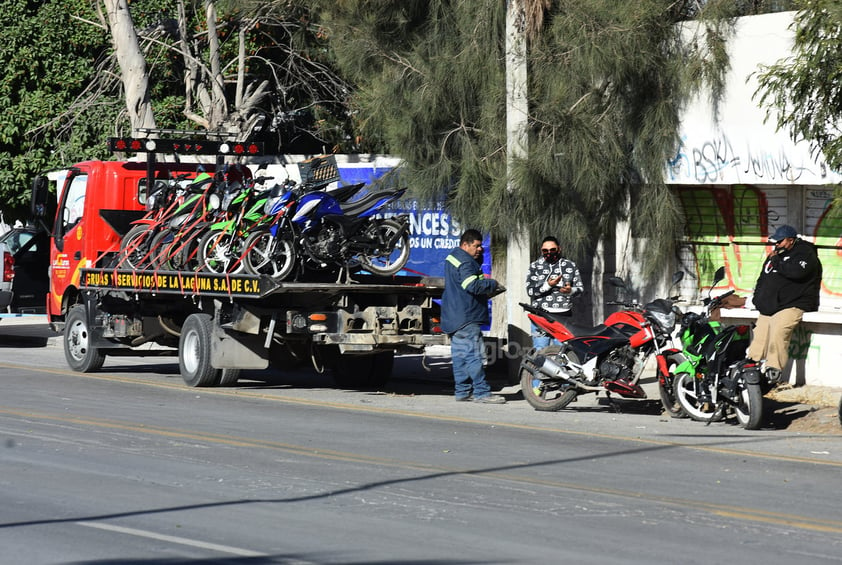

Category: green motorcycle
[672, 267, 763, 429]
[196, 177, 274, 274]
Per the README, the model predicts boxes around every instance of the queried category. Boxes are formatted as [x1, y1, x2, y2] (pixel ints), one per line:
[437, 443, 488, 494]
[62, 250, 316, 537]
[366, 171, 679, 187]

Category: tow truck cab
[31, 138, 258, 327]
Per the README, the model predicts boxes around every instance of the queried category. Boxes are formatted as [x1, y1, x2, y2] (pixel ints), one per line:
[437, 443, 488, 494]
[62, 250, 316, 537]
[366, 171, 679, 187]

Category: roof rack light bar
[108, 137, 263, 156]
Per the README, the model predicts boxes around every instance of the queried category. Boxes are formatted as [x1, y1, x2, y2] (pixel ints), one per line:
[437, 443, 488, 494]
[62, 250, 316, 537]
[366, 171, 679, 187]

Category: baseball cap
[768, 225, 798, 243]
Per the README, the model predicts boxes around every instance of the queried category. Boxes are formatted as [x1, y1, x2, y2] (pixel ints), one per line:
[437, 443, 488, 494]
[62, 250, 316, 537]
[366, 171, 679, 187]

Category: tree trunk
[204, 0, 228, 130]
[102, 0, 156, 134]
[502, 0, 533, 379]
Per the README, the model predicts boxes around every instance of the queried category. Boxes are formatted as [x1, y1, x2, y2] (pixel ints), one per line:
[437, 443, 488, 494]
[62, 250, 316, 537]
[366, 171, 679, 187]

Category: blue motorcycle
[242, 157, 411, 281]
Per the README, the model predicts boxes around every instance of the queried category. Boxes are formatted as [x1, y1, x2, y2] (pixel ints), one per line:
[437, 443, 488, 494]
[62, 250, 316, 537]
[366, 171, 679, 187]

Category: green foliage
[0, 0, 362, 223]
[0, 0, 110, 222]
[320, 0, 735, 273]
[754, 0, 842, 181]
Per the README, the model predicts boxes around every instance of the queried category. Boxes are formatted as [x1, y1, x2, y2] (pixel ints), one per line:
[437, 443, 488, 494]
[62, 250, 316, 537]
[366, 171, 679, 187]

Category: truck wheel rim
[183, 330, 200, 373]
[68, 319, 89, 361]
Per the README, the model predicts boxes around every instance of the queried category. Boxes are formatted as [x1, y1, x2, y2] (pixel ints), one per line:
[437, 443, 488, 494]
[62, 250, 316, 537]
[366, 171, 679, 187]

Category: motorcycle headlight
[264, 197, 280, 215]
[221, 192, 236, 211]
[208, 193, 221, 210]
[145, 192, 158, 211]
[648, 310, 676, 333]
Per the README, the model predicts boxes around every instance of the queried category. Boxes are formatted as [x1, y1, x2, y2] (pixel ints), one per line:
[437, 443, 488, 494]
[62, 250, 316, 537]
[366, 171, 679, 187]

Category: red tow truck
[31, 135, 445, 388]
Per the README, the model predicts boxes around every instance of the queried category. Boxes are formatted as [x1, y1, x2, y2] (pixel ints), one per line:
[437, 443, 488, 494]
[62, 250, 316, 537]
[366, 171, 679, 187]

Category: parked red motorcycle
[518, 272, 686, 411]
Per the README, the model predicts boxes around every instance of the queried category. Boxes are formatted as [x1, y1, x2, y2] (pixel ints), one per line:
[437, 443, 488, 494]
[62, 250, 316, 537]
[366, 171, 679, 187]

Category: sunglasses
[541, 248, 559, 255]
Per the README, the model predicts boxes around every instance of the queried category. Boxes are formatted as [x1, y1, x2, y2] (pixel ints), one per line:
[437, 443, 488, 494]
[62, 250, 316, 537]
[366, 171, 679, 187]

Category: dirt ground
[765, 385, 842, 434]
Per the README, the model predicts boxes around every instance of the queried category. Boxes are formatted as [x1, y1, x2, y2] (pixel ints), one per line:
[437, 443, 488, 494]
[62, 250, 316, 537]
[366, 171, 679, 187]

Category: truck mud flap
[211, 325, 269, 370]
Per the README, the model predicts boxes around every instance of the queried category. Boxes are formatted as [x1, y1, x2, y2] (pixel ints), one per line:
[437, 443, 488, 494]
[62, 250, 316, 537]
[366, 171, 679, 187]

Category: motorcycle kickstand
[605, 392, 623, 413]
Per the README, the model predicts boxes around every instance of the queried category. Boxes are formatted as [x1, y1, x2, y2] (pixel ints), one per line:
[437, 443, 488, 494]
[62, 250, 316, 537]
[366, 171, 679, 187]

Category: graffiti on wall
[676, 185, 841, 299]
[788, 324, 813, 361]
[667, 133, 833, 185]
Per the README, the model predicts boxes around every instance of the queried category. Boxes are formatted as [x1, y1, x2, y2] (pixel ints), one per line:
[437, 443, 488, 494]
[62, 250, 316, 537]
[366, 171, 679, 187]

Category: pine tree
[319, 1, 747, 273]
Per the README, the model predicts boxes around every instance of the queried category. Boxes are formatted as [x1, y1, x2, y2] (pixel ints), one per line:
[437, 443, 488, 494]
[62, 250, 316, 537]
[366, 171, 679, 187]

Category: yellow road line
[1, 360, 840, 470]
[3, 406, 842, 535]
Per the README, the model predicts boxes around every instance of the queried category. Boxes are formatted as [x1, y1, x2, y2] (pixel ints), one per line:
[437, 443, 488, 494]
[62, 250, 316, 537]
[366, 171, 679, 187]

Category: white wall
[670, 12, 842, 187]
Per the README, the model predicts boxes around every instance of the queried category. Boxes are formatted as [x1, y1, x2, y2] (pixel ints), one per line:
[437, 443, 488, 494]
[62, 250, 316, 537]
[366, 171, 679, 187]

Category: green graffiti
[677, 185, 841, 300]
[814, 199, 842, 296]
[788, 324, 812, 361]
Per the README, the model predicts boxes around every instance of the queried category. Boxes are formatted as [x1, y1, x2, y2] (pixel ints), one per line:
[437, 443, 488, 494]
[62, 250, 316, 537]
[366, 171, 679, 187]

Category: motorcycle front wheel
[242, 229, 297, 281]
[733, 381, 764, 430]
[519, 345, 578, 411]
[359, 219, 410, 277]
[673, 372, 719, 423]
[119, 225, 155, 269]
[658, 358, 687, 419]
[197, 229, 245, 274]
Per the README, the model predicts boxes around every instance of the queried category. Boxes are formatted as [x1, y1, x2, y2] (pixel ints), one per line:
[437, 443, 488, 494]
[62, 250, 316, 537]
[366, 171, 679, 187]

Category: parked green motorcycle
[672, 267, 764, 429]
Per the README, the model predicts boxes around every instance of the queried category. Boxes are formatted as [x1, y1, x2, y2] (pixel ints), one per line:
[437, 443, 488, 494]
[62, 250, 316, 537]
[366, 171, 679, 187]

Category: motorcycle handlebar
[708, 289, 736, 308]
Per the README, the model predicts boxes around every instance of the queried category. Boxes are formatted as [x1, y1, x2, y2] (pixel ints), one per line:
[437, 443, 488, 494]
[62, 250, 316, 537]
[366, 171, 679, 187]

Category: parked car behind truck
[0, 225, 49, 313]
[0, 241, 13, 313]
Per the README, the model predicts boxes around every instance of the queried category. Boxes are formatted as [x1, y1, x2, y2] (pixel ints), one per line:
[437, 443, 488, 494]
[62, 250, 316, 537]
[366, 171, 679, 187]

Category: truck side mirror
[31, 175, 49, 219]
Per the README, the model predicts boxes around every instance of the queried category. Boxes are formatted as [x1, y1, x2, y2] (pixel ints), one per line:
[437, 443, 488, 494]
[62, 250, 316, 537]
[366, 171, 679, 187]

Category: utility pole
[503, 0, 532, 376]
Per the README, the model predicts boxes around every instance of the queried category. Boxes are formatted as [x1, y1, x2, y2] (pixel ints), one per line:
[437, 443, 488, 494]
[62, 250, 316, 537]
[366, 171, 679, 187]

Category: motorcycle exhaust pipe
[531, 354, 577, 383]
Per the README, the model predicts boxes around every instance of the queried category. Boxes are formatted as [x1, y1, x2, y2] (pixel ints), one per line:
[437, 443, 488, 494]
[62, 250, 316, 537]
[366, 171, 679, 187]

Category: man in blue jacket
[748, 224, 822, 384]
[441, 229, 507, 403]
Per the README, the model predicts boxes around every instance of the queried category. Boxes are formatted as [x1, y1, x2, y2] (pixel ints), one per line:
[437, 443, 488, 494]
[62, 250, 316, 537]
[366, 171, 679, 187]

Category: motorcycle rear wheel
[359, 219, 410, 277]
[519, 345, 578, 411]
[733, 381, 764, 430]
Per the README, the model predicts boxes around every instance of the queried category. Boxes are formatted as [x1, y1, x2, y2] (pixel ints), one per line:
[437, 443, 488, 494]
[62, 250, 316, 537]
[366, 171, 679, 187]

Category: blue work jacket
[441, 246, 498, 334]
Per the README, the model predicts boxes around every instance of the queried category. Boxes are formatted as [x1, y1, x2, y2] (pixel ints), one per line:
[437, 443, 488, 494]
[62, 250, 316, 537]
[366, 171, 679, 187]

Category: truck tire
[218, 368, 241, 386]
[333, 351, 394, 389]
[179, 313, 220, 387]
[64, 305, 106, 372]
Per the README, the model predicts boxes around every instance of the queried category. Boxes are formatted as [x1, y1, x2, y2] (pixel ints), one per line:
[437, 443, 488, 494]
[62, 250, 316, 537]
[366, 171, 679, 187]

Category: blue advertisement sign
[337, 165, 492, 277]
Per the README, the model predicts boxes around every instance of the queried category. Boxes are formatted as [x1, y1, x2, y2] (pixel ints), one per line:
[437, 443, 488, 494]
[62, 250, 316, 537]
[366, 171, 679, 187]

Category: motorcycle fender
[655, 350, 685, 382]
[673, 358, 696, 376]
[527, 313, 574, 342]
[742, 367, 762, 385]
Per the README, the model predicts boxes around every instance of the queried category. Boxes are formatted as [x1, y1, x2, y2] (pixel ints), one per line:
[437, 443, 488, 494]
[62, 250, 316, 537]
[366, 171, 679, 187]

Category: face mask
[542, 250, 560, 263]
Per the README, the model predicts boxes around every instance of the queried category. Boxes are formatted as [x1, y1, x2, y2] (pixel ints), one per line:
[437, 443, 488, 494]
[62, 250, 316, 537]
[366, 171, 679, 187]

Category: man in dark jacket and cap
[748, 224, 822, 384]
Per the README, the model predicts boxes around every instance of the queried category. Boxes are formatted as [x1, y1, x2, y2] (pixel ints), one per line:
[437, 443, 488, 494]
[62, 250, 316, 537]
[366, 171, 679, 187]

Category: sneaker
[454, 395, 472, 402]
[473, 395, 507, 404]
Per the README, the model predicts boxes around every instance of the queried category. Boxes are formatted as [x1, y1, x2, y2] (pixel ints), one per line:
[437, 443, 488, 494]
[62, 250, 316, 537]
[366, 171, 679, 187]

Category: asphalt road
[2, 317, 842, 564]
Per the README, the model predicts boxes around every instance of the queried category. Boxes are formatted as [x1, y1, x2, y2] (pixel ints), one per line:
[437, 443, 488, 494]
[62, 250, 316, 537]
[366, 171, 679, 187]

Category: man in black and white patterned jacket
[525, 236, 584, 349]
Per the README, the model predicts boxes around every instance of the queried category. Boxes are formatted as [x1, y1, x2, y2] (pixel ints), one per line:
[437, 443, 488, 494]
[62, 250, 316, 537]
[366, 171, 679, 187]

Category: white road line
[76, 521, 266, 557]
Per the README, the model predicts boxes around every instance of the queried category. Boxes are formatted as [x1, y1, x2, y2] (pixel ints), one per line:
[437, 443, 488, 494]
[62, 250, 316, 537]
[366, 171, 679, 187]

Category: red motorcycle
[518, 272, 686, 412]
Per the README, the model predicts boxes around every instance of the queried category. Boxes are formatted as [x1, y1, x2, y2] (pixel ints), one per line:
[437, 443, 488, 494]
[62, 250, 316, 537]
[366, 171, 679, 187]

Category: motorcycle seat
[340, 188, 405, 217]
[564, 321, 630, 339]
[520, 303, 630, 339]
